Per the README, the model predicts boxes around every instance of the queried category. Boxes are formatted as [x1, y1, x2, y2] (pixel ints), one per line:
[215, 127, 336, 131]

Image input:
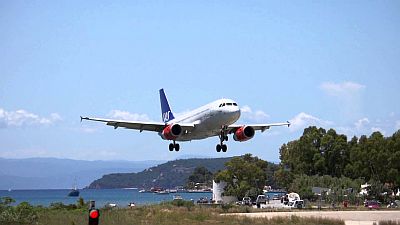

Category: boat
[188, 188, 212, 193]
[173, 195, 183, 200]
[155, 190, 169, 195]
[68, 187, 79, 197]
[68, 180, 80, 197]
[168, 189, 177, 193]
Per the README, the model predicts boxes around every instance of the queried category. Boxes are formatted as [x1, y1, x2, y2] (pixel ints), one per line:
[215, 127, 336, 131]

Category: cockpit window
[220, 102, 238, 107]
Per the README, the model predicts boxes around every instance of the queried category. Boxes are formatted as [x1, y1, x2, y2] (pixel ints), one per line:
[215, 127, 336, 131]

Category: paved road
[228, 210, 400, 225]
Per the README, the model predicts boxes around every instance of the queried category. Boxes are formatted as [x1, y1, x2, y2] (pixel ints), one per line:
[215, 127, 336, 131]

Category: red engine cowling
[233, 126, 255, 142]
[161, 124, 182, 140]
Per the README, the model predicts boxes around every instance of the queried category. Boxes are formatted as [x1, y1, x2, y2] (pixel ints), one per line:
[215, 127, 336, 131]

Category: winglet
[287, 121, 291, 127]
[80, 116, 83, 122]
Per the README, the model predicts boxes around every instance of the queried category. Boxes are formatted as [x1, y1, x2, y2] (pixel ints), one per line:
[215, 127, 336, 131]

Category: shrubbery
[0, 197, 37, 225]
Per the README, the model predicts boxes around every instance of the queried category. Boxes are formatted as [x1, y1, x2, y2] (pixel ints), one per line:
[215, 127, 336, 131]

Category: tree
[186, 166, 213, 189]
[214, 154, 268, 200]
[276, 126, 400, 201]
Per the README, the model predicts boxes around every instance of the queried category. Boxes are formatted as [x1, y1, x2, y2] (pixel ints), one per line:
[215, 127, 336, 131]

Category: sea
[0, 189, 212, 208]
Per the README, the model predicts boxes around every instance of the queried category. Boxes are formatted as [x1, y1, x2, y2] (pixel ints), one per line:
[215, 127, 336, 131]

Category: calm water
[0, 189, 212, 208]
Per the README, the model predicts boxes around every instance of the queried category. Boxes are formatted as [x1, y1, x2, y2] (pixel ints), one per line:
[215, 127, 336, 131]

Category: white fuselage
[162, 99, 241, 141]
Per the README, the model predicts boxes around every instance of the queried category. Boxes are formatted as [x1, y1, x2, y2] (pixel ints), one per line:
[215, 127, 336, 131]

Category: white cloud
[240, 105, 270, 123]
[354, 117, 370, 130]
[335, 117, 393, 137]
[289, 112, 333, 132]
[320, 81, 366, 120]
[0, 108, 61, 128]
[320, 81, 366, 97]
[108, 110, 151, 121]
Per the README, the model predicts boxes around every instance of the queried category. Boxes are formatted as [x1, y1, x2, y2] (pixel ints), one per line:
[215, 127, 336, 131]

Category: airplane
[81, 89, 290, 152]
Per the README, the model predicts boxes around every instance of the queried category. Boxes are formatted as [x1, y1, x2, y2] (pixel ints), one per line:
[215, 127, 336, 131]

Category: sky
[1, 0, 399, 162]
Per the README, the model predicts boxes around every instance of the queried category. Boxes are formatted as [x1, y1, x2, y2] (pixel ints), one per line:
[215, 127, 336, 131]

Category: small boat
[173, 195, 183, 200]
[168, 189, 177, 193]
[68, 187, 79, 197]
[155, 190, 169, 195]
[68, 180, 80, 197]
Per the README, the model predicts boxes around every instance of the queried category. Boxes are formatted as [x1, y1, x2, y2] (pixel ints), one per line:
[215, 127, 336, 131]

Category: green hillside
[88, 157, 232, 189]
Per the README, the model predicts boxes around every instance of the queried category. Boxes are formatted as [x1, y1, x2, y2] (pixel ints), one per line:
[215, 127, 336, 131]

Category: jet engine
[233, 126, 255, 142]
[161, 124, 182, 140]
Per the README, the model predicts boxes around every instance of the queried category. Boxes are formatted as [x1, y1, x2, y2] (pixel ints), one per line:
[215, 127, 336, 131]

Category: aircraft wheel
[216, 144, 221, 152]
[169, 143, 174, 151]
[222, 144, 227, 152]
[175, 144, 180, 151]
[224, 136, 228, 141]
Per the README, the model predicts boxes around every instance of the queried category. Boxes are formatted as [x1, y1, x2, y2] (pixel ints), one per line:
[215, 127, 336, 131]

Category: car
[197, 197, 209, 204]
[242, 197, 252, 206]
[283, 200, 305, 209]
[367, 201, 380, 210]
[255, 195, 267, 208]
[387, 200, 400, 208]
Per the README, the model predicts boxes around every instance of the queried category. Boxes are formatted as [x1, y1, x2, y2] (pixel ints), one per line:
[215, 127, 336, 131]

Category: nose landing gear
[216, 125, 228, 152]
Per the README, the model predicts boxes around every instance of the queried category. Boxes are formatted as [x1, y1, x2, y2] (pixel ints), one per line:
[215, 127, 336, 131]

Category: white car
[283, 200, 304, 209]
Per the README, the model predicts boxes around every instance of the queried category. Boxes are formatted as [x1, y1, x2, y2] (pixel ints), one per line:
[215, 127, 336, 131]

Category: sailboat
[68, 180, 80, 197]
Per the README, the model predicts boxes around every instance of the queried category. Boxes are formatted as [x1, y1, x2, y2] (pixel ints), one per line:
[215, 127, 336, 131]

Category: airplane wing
[80, 116, 195, 132]
[227, 121, 290, 133]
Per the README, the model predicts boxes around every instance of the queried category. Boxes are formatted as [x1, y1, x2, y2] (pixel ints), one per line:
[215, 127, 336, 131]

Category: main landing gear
[169, 140, 180, 151]
[216, 125, 228, 152]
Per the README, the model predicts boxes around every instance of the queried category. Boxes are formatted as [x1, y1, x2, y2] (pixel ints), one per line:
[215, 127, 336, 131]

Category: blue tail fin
[159, 89, 175, 123]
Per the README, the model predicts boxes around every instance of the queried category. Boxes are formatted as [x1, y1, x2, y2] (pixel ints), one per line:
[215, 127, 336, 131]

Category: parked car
[387, 200, 399, 208]
[256, 195, 266, 204]
[242, 197, 252, 206]
[367, 201, 380, 210]
[283, 200, 305, 209]
[197, 197, 209, 204]
[255, 195, 266, 208]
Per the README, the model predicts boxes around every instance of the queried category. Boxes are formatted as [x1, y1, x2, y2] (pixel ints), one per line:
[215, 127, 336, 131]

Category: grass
[33, 204, 345, 225]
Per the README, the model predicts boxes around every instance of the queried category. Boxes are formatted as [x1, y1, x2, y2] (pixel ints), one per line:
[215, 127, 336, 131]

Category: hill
[88, 157, 233, 189]
[0, 157, 163, 189]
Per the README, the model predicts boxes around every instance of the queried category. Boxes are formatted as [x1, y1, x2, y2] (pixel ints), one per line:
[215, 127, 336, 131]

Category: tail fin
[159, 89, 175, 123]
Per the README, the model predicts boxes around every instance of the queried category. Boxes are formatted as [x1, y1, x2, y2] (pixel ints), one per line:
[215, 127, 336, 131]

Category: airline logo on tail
[159, 88, 175, 123]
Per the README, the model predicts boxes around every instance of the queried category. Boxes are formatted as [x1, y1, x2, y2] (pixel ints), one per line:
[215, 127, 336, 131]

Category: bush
[0, 201, 38, 225]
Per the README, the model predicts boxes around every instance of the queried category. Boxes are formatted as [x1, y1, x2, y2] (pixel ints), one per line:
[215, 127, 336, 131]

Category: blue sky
[1, 1, 399, 162]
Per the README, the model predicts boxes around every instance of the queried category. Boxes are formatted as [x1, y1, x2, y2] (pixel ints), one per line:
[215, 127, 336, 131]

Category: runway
[226, 210, 400, 225]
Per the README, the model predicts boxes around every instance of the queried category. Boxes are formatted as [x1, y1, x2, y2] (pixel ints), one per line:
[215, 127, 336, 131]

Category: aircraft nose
[234, 106, 241, 119]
